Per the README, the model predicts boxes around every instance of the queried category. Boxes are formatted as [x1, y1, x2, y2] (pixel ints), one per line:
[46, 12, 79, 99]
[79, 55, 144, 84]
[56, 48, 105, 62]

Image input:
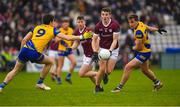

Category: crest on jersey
[109, 29, 112, 32]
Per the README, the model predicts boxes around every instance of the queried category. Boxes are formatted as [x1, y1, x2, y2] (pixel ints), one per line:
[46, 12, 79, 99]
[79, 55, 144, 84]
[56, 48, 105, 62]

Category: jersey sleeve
[53, 28, 60, 36]
[112, 22, 120, 35]
[135, 30, 144, 39]
[113, 23, 120, 33]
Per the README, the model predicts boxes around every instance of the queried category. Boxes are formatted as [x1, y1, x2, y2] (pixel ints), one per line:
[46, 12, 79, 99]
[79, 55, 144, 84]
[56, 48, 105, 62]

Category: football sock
[66, 73, 71, 79]
[153, 79, 160, 85]
[118, 84, 123, 89]
[57, 77, 61, 82]
[96, 85, 100, 88]
[37, 77, 44, 84]
[0, 82, 7, 88]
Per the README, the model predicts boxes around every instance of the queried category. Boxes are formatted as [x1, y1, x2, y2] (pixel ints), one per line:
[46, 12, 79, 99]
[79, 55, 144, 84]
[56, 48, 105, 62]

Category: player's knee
[107, 68, 113, 74]
[141, 69, 149, 73]
[78, 71, 85, 77]
[99, 65, 106, 71]
[124, 65, 132, 72]
[49, 59, 54, 66]
[71, 60, 77, 67]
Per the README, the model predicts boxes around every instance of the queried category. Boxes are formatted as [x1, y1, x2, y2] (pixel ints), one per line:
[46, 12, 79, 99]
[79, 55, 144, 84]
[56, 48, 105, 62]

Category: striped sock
[0, 82, 7, 88]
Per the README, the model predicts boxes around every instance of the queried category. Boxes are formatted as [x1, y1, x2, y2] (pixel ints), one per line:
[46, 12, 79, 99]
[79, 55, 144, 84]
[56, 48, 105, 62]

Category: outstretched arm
[146, 25, 158, 32]
[71, 40, 80, 50]
[55, 31, 93, 42]
[147, 25, 167, 34]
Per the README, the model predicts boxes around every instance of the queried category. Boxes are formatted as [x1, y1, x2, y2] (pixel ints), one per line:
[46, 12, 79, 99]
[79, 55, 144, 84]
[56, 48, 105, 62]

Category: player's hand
[91, 52, 99, 63]
[158, 28, 167, 35]
[82, 31, 93, 39]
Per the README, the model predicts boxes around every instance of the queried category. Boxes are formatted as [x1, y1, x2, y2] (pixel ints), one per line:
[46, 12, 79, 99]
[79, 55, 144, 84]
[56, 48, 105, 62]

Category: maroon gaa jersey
[73, 27, 94, 57]
[94, 19, 120, 49]
[49, 39, 58, 51]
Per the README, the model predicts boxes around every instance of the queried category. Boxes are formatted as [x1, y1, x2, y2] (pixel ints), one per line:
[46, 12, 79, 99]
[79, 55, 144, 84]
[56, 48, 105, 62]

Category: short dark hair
[62, 16, 70, 22]
[128, 14, 139, 21]
[101, 7, 111, 13]
[42, 14, 54, 24]
[77, 16, 84, 20]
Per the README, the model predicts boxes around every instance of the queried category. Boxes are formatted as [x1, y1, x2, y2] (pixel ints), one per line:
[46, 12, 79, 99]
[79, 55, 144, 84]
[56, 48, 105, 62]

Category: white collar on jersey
[102, 19, 111, 27]
[79, 26, 86, 33]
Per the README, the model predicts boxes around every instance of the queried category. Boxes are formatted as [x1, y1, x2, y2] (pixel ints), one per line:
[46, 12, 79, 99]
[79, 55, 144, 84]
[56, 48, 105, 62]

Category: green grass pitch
[0, 69, 180, 106]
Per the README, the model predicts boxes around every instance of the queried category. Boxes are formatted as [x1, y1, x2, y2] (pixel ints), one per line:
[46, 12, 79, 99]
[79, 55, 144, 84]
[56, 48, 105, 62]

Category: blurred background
[0, 0, 180, 71]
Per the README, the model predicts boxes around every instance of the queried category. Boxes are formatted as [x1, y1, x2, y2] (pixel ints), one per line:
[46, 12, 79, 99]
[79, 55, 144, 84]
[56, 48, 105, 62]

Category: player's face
[53, 21, 59, 27]
[101, 11, 111, 22]
[76, 19, 85, 29]
[128, 19, 138, 29]
[62, 21, 69, 29]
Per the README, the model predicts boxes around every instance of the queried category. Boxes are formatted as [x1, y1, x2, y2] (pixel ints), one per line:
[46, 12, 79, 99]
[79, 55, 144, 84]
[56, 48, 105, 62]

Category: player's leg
[0, 47, 29, 92]
[56, 56, 65, 84]
[36, 55, 54, 90]
[95, 60, 106, 92]
[103, 58, 117, 84]
[0, 60, 24, 92]
[111, 58, 141, 92]
[49, 56, 56, 81]
[140, 61, 163, 91]
[48, 50, 58, 81]
[79, 64, 97, 84]
[66, 53, 77, 84]
[103, 48, 119, 84]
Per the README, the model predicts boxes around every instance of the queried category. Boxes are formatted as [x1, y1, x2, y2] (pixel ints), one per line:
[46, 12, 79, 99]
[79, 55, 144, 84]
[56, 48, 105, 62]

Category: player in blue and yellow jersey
[112, 14, 167, 92]
[56, 17, 76, 84]
[0, 14, 93, 92]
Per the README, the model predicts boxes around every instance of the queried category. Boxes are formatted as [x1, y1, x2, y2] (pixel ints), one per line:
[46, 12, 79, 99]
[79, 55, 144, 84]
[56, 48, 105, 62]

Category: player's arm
[71, 40, 80, 50]
[109, 33, 119, 52]
[133, 39, 143, 51]
[146, 25, 158, 32]
[91, 34, 100, 62]
[146, 25, 167, 34]
[21, 32, 33, 48]
[55, 32, 93, 42]
[92, 34, 100, 52]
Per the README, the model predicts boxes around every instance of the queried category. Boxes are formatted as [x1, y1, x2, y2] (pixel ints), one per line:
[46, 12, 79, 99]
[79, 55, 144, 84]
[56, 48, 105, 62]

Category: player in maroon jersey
[71, 16, 97, 84]
[47, 20, 59, 81]
[92, 7, 120, 92]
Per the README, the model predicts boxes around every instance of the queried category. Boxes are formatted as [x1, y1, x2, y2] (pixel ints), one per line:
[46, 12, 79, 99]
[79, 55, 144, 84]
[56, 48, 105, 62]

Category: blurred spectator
[0, 47, 16, 71]
[0, 0, 179, 69]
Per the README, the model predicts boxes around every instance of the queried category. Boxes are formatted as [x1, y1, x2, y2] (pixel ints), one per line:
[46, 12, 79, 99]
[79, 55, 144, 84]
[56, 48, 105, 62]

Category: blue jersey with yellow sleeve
[25, 24, 60, 53]
[58, 27, 73, 51]
[134, 21, 151, 53]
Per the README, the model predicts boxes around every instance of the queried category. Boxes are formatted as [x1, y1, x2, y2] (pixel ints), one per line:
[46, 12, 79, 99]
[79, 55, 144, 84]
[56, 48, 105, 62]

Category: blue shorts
[18, 47, 44, 63]
[134, 51, 151, 63]
[58, 50, 73, 57]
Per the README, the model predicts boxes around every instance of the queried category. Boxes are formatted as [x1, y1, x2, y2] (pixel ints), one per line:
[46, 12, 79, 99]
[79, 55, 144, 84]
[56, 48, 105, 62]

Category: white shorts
[48, 50, 59, 58]
[99, 48, 119, 60]
[83, 55, 93, 65]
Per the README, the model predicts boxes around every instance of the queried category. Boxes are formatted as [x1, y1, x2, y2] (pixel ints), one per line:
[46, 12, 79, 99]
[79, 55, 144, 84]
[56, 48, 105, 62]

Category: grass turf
[0, 69, 180, 106]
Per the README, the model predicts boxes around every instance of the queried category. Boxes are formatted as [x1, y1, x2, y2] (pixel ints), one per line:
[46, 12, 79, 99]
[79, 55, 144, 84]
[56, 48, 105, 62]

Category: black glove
[91, 52, 99, 63]
[158, 28, 167, 35]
